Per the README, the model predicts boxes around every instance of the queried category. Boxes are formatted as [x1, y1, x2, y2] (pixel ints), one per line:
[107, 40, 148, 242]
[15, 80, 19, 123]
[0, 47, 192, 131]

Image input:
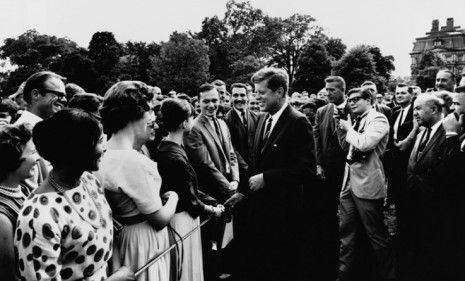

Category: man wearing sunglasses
[15, 71, 66, 126]
[14, 71, 66, 189]
[336, 88, 394, 281]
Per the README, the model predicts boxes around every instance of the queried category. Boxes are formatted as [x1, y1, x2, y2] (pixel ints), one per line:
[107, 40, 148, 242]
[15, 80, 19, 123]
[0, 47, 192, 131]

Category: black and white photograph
[0, 0, 464, 280]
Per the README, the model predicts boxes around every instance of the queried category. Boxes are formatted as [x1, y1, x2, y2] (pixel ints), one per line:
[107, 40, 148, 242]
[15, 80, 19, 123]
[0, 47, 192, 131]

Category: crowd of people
[0, 66, 464, 281]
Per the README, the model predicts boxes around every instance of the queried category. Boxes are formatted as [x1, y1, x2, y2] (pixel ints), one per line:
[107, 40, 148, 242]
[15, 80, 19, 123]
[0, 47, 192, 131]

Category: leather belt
[115, 214, 146, 226]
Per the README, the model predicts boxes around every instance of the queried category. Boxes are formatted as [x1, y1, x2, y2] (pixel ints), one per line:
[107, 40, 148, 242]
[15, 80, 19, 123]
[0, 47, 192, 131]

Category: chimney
[431, 19, 439, 32]
[447, 17, 454, 29]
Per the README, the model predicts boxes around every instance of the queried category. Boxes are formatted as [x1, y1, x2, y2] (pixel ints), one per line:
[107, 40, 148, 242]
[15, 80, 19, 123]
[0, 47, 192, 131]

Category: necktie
[263, 115, 273, 141]
[417, 127, 431, 154]
[241, 110, 247, 129]
[353, 117, 362, 132]
[397, 109, 404, 131]
[213, 118, 224, 144]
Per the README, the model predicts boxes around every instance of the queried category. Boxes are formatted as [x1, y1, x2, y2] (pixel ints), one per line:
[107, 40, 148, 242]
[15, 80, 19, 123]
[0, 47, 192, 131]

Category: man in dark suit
[384, 84, 418, 246]
[312, 75, 350, 280]
[452, 85, 465, 150]
[224, 82, 261, 197]
[243, 67, 315, 281]
[223, 82, 261, 277]
[404, 94, 464, 281]
[184, 83, 240, 281]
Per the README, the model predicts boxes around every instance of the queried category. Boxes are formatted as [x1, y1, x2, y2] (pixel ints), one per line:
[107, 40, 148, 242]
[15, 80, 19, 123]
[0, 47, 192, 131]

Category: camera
[334, 107, 349, 120]
[346, 149, 371, 164]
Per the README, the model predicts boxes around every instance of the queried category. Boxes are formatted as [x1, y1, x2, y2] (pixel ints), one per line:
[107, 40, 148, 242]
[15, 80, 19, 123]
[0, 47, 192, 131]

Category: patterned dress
[14, 172, 113, 281]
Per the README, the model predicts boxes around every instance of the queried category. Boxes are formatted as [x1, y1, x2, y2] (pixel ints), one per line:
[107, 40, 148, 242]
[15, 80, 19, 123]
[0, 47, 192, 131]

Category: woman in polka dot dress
[14, 109, 135, 281]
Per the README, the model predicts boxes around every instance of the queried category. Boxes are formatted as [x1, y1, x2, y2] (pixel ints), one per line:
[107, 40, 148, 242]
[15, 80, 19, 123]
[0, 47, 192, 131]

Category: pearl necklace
[49, 172, 105, 229]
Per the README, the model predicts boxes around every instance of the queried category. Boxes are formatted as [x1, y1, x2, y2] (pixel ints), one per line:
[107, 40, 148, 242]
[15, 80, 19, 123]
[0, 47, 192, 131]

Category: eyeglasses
[41, 89, 67, 100]
[347, 96, 364, 104]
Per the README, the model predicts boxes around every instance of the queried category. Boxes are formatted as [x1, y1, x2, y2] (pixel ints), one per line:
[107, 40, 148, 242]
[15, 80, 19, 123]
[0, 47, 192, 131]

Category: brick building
[410, 18, 465, 77]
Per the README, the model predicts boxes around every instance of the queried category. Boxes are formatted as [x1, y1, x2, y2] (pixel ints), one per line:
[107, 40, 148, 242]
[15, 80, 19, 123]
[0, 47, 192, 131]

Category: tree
[0, 29, 80, 94]
[325, 37, 346, 61]
[292, 42, 332, 93]
[88, 31, 123, 93]
[60, 50, 98, 93]
[268, 14, 322, 83]
[150, 32, 210, 96]
[367, 46, 395, 91]
[412, 51, 445, 90]
[119, 41, 160, 83]
[230, 55, 266, 84]
[332, 45, 378, 89]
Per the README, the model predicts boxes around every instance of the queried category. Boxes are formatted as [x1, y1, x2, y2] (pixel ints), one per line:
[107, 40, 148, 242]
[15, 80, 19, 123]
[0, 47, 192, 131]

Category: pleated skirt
[170, 212, 204, 281]
[114, 221, 171, 281]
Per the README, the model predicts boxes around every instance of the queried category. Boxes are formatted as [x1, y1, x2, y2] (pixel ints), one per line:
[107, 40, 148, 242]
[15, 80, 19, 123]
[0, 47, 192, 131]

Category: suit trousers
[339, 190, 395, 280]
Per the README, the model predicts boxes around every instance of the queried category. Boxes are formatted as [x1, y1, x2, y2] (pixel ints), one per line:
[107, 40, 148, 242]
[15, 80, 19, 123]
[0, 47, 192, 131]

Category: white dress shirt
[393, 104, 411, 140]
[264, 102, 288, 139]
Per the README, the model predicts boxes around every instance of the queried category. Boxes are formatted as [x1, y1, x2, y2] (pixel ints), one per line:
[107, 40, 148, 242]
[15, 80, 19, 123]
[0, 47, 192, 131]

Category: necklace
[49, 172, 105, 229]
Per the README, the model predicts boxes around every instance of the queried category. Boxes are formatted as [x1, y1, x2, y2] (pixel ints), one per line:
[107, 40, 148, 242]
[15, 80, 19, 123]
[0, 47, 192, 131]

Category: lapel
[260, 105, 292, 155]
[232, 109, 247, 136]
[327, 104, 337, 137]
[199, 115, 225, 155]
[246, 110, 254, 134]
[254, 113, 267, 154]
[416, 125, 444, 163]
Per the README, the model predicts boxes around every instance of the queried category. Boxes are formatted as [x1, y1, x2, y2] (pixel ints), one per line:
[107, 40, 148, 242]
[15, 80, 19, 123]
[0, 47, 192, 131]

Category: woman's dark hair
[33, 108, 102, 168]
[100, 81, 151, 135]
[0, 99, 19, 121]
[0, 124, 33, 180]
[161, 98, 193, 132]
[68, 93, 103, 119]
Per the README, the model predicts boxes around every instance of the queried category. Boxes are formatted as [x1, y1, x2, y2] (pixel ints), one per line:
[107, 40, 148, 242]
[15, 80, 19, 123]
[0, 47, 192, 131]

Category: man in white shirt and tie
[385, 84, 418, 245]
[404, 93, 465, 280]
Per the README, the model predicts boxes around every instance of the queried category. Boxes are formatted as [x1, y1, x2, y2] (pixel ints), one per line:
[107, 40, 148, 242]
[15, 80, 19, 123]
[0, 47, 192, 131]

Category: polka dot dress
[14, 172, 113, 281]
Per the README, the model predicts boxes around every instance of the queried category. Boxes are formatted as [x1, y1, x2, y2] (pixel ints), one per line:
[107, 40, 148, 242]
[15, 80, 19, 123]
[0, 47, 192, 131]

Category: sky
[1, 0, 464, 77]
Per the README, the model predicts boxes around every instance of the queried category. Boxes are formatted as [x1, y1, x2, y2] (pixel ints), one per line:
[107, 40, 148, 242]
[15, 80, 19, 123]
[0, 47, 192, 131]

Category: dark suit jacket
[313, 103, 349, 189]
[385, 105, 415, 201]
[224, 109, 261, 193]
[224, 108, 261, 167]
[374, 103, 393, 122]
[387, 105, 414, 148]
[406, 125, 465, 277]
[245, 104, 316, 280]
[184, 114, 239, 203]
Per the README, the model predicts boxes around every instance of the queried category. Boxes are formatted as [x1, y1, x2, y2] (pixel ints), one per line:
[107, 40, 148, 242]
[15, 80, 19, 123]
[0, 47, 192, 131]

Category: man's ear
[30, 89, 41, 101]
[277, 87, 286, 98]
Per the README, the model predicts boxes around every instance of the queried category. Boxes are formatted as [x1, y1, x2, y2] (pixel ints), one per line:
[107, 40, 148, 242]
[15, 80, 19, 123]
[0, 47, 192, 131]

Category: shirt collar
[15, 110, 42, 126]
[233, 107, 247, 118]
[430, 119, 442, 135]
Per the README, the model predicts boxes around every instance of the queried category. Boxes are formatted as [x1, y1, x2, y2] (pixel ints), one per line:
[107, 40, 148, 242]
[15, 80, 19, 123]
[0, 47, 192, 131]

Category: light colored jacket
[340, 108, 390, 199]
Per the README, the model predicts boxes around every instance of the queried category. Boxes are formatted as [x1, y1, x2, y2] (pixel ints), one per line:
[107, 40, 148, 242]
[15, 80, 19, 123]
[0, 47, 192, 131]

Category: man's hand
[316, 165, 326, 180]
[394, 138, 411, 152]
[249, 174, 265, 191]
[224, 192, 244, 209]
[229, 181, 239, 191]
[443, 113, 463, 135]
[338, 118, 352, 132]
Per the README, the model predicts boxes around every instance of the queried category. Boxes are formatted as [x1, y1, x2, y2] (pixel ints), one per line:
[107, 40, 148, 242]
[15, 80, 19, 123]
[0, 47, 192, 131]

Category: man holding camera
[336, 88, 394, 281]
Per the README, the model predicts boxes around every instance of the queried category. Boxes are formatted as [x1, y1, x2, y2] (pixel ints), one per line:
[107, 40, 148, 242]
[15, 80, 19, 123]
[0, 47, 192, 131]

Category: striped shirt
[0, 182, 33, 226]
